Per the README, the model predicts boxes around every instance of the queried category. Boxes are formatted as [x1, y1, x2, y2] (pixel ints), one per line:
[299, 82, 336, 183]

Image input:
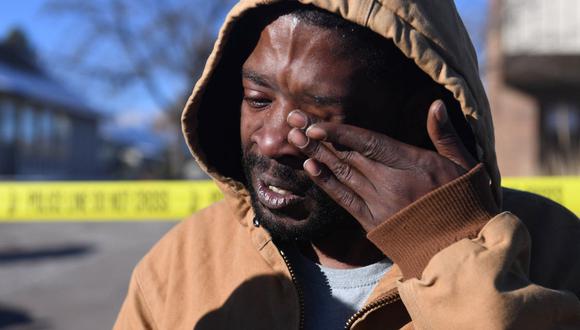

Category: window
[20, 106, 36, 146]
[541, 101, 580, 174]
[40, 109, 55, 153]
[54, 112, 71, 156]
[0, 101, 15, 143]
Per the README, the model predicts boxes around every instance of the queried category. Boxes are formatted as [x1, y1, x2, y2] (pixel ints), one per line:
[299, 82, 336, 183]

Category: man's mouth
[268, 185, 292, 195]
[255, 178, 305, 210]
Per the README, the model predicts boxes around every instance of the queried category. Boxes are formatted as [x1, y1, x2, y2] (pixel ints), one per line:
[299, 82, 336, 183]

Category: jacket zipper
[344, 289, 401, 329]
[279, 249, 305, 330]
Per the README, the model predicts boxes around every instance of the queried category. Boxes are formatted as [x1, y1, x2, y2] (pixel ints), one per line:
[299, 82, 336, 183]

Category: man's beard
[242, 152, 357, 243]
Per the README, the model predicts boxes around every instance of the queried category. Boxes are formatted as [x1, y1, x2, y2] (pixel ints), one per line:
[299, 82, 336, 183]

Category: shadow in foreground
[0, 244, 94, 265]
[194, 275, 297, 330]
[0, 305, 35, 329]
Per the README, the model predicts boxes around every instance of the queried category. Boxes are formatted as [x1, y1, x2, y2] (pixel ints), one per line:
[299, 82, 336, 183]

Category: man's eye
[244, 97, 271, 109]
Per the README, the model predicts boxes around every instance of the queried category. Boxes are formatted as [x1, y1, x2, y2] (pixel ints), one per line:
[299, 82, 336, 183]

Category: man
[115, 1, 580, 329]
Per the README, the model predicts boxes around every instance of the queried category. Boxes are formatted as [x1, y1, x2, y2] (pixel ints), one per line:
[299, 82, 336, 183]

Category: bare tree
[44, 0, 234, 178]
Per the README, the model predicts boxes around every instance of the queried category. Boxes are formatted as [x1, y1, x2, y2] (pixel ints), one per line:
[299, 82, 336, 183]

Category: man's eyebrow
[242, 69, 344, 106]
[304, 93, 345, 107]
[242, 69, 271, 87]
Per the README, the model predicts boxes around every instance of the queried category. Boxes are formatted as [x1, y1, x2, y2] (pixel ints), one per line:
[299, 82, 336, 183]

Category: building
[0, 29, 102, 179]
[487, 0, 580, 176]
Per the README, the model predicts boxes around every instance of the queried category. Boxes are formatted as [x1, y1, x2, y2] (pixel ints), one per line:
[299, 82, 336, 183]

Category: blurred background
[0, 0, 236, 182]
[0, 0, 578, 329]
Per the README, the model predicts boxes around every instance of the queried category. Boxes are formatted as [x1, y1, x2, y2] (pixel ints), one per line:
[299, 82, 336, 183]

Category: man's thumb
[426, 100, 476, 170]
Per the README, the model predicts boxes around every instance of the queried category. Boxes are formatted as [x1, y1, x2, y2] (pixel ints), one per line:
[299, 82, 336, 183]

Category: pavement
[0, 222, 176, 330]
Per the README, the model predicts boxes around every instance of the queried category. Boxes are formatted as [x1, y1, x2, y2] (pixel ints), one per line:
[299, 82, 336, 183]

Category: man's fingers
[288, 128, 373, 192]
[303, 121, 416, 167]
[303, 158, 371, 225]
[287, 109, 322, 130]
[426, 100, 477, 170]
[286, 109, 403, 164]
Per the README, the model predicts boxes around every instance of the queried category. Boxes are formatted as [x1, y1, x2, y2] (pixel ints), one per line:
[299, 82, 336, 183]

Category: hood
[181, 0, 501, 219]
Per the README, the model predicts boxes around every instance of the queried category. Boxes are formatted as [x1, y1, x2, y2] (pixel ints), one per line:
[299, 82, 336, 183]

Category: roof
[0, 61, 101, 119]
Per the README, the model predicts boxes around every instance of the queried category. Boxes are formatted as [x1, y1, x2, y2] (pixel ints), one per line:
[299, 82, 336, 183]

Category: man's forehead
[256, 14, 349, 53]
[243, 15, 363, 77]
[241, 30, 363, 103]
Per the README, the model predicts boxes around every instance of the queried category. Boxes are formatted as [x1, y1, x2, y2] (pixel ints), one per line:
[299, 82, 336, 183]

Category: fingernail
[304, 159, 321, 176]
[287, 110, 308, 129]
[433, 100, 448, 123]
[305, 125, 327, 141]
[288, 128, 309, 148]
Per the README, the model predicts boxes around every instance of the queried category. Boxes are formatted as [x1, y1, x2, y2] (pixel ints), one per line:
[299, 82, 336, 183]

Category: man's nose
[252, 108, 303, 159]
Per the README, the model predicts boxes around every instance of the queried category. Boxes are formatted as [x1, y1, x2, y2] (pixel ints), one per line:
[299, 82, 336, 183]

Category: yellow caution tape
[0, 181, 222, 222]
[0, 178, 578, 222]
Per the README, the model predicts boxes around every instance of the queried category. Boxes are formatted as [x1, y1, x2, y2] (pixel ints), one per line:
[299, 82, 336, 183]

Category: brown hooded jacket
[114, 0, 580, 329]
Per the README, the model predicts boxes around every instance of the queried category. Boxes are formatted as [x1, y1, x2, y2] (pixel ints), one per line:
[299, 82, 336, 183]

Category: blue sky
[0, 1, 65, 56]
[0, 0, 489, 118]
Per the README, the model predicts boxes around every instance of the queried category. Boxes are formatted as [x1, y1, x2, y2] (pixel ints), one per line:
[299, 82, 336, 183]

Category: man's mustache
[242, 153, 312, 191]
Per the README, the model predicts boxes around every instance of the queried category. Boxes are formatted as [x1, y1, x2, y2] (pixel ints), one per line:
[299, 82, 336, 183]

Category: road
[0, 222, 176, 330]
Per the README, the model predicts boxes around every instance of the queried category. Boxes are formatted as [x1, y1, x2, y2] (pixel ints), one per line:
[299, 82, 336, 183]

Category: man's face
[240, 14, 389, 241]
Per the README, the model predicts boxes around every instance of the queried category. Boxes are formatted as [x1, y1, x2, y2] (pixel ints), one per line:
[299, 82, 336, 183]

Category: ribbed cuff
[367, 163, 499, 280]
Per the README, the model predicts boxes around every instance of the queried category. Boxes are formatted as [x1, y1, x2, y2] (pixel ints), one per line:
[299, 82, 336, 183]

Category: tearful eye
[244, 96, 271, 109]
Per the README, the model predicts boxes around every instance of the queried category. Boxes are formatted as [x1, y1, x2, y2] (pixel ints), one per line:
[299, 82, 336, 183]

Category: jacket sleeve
[113, 264, 157, 330]
[367, 164, 580, 329]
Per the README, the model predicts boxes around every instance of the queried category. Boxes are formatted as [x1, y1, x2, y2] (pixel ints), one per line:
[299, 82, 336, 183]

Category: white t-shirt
[286, 247, 392, 330]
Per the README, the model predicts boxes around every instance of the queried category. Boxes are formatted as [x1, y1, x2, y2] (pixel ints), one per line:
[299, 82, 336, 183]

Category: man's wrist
[367, 163, 499, 279]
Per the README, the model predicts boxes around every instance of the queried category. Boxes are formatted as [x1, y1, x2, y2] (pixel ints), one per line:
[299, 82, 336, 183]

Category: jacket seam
[364, 0, 379, 27]
[257, 237, 272, 251]
[135, 269, 160, 330]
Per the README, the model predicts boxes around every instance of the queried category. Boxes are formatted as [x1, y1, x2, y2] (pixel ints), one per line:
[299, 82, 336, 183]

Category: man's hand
[286, 100, 478, 232]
